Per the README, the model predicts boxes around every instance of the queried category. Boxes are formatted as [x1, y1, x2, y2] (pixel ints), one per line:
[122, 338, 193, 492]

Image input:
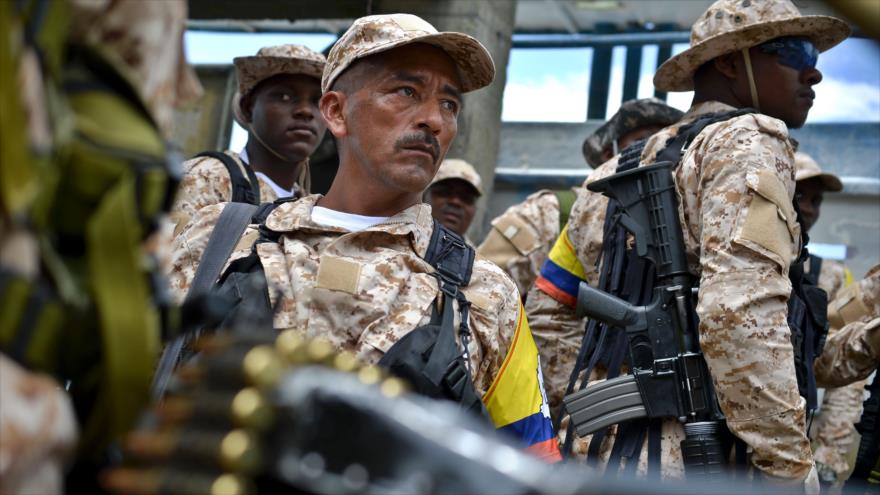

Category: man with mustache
[170, 44, 327, 233]
[525, 0, 850, 490]
[424, 158, 483, 241]
[168, 13, 561, 462]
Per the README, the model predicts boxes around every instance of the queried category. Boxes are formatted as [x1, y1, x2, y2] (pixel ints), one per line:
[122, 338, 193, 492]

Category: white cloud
[809, 76, 880, 123]
[501, 74, 589, 122]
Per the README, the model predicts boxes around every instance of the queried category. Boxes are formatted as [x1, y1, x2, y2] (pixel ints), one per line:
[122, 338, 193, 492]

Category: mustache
[395, 132, 440, 161]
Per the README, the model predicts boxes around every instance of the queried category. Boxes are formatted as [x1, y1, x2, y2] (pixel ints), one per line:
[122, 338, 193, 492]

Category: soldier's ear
[320, 91, 349, 138]
[713, 52, 739, 80]
[241, 93, 256, 124]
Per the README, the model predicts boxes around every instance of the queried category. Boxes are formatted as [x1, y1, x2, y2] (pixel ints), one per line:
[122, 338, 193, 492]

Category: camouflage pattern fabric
[810, 259, 860, 482]
[654, 0, 850, 92]
[430, 158, 484, 195]
[477, 188, 586, 299]
[582, 98, 684, 168]
[815, 264, 880, 388]
[68, 0, 202, 137]
[233, 44, 325, 98]
[527, 100, 820, 489]
[322, 13, 494, 93]
[168, 195, 524, 408]
[0, 354, 77, 495]
[169, 151, 301, 235]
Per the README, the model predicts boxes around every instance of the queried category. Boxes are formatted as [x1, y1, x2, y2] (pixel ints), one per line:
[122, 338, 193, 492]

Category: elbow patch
[734, 169, 800, 274]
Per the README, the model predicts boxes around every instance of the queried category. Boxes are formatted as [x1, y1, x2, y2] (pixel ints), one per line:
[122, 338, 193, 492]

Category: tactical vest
[155, 200, 487, 417]
[564, 109, 828, 475]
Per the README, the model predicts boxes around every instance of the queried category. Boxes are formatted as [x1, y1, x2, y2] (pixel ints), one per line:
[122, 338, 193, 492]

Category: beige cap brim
[232, 56, 325, 96]
[323, 31, 495, 94]
[655, 15, 850, 92]
[797, 169, 843, 192]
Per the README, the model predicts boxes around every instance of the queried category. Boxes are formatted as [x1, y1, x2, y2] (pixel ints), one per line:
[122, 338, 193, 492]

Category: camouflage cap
[655, 0, 850, 92]
[582, 98, 684, 168]
[795, 152, 842, 192]
[430, 158, 483, 196]
[233, 44, 326, 98]
[322, 13, 495, 94]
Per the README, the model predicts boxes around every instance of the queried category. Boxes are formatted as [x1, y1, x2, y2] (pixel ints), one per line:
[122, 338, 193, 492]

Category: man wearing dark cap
[478, 98, 682, 298]
[526, 0, 850, 489]
[169, 13, 560, 462]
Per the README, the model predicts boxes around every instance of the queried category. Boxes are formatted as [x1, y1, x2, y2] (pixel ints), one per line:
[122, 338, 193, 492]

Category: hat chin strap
[248, 124, 311, 195]
[741, 48, 762, 113]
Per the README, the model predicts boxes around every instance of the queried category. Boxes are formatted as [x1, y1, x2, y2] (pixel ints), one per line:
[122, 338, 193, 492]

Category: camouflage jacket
[477, 189, 588, 297]
[815, 264, 880, 388]
[170, 151, 302, 234]
[526, 101, 817, 487]
[168, 195, 561, 461]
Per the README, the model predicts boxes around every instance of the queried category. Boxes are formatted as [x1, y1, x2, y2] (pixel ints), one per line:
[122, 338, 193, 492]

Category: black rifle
[563, 161, 727, 481]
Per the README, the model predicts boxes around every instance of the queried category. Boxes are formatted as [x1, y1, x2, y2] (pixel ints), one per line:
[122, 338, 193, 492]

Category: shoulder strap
[195, 151, 261, 205]
[554, 189, 577, 233]
[655, 109, 756, 166]
[423, 221, 475, 288]
[184, 202, 259, 302]
[809, 254, 823, 284]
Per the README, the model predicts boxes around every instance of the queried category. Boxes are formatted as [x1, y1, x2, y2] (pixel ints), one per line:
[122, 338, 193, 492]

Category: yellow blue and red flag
[483, 303, 562, 462]
[534, 224, 587, 308]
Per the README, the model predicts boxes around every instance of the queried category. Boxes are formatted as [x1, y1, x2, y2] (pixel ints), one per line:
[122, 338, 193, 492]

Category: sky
[185, 31, 880, 140]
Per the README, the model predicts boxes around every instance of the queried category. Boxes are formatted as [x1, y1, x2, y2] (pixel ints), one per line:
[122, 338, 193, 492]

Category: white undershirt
[239, 147, 294, 198]
[311, 206, 388, 232]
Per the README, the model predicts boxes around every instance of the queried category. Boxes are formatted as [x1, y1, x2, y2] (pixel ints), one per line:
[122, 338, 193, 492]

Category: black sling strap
[195, 151, 261, 205]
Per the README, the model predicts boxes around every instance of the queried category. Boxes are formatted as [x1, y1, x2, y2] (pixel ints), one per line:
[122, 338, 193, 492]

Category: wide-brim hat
[430, 158, 483, 196]
[655, 0, 850, 92]
[795, 152, 842, 192]
[323, 13, 495, 94]
[233, 44, 325, 98]
[582, 98, 684, 168]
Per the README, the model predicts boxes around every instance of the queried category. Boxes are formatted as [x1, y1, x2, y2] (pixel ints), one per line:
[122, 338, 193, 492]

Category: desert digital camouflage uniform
[170, 44, 325, 232]
[169, 196, 518, 397]
[811, 258, 862, 482]
[477, 189, 583, 296]
[525, 0, 851, 488]
[815, 264, 880, 387]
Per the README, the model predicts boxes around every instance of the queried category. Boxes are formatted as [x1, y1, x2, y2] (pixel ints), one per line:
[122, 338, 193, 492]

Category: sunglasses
[758, 37, 819, 72]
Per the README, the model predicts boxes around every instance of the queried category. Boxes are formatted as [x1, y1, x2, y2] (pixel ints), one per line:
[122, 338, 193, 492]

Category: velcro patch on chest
[316, 256, 362, 294]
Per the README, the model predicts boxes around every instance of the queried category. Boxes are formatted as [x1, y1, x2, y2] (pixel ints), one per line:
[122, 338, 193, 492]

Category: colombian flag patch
[483, 304, 562, 462]
[534, 224, 587, 308]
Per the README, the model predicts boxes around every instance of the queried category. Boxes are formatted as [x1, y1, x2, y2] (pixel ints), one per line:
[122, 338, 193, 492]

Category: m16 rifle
[563, 161, 727, 481]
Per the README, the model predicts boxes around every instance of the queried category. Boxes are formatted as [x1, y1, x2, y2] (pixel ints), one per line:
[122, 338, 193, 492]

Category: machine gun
[563, 161, 727, 481]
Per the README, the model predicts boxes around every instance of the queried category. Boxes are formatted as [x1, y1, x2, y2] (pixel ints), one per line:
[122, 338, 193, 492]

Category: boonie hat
[430, 159, 483, 196]
[795, 152, 842, 192]
[322, 13, 495, 94]
[582, 98, 684, 168]
[655, 0, 850, 92]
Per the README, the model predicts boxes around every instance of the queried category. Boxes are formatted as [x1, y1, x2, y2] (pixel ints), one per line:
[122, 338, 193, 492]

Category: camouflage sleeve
[817, 259, 850, 301]
[166, 202, 228, 303]
[476, 191, 561, 296]
[814, 316, 880, 387]
[812, 378, 868, 479]
[169, 157, 234, 236]
[692, 118, 814, 484]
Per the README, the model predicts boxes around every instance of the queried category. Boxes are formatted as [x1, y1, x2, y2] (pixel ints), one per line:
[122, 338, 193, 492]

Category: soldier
[477, 98, 682, 297]
[171, 45, 327, 233]
[169, 13, 561, 462]
[525, 0, 849, 489]
[424, 158, 483, 241]
[791, 151, 861, 486]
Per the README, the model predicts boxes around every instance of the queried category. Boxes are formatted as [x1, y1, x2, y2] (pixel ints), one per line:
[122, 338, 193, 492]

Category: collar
[681, 101, 737, 123]
[239, 146, 302, 198]
[263, 195, 436, 257]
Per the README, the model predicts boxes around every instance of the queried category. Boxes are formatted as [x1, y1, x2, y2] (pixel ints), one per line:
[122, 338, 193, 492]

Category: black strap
[805, 254, 823, 287]
[185, 202, 260, 302]
[655, 109, 755, 165]
[195, 151, 261, 205]
[424, 221, 474, 287]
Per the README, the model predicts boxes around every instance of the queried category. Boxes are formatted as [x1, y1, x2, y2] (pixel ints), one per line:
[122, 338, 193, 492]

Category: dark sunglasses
[758, 37, 819, 72]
